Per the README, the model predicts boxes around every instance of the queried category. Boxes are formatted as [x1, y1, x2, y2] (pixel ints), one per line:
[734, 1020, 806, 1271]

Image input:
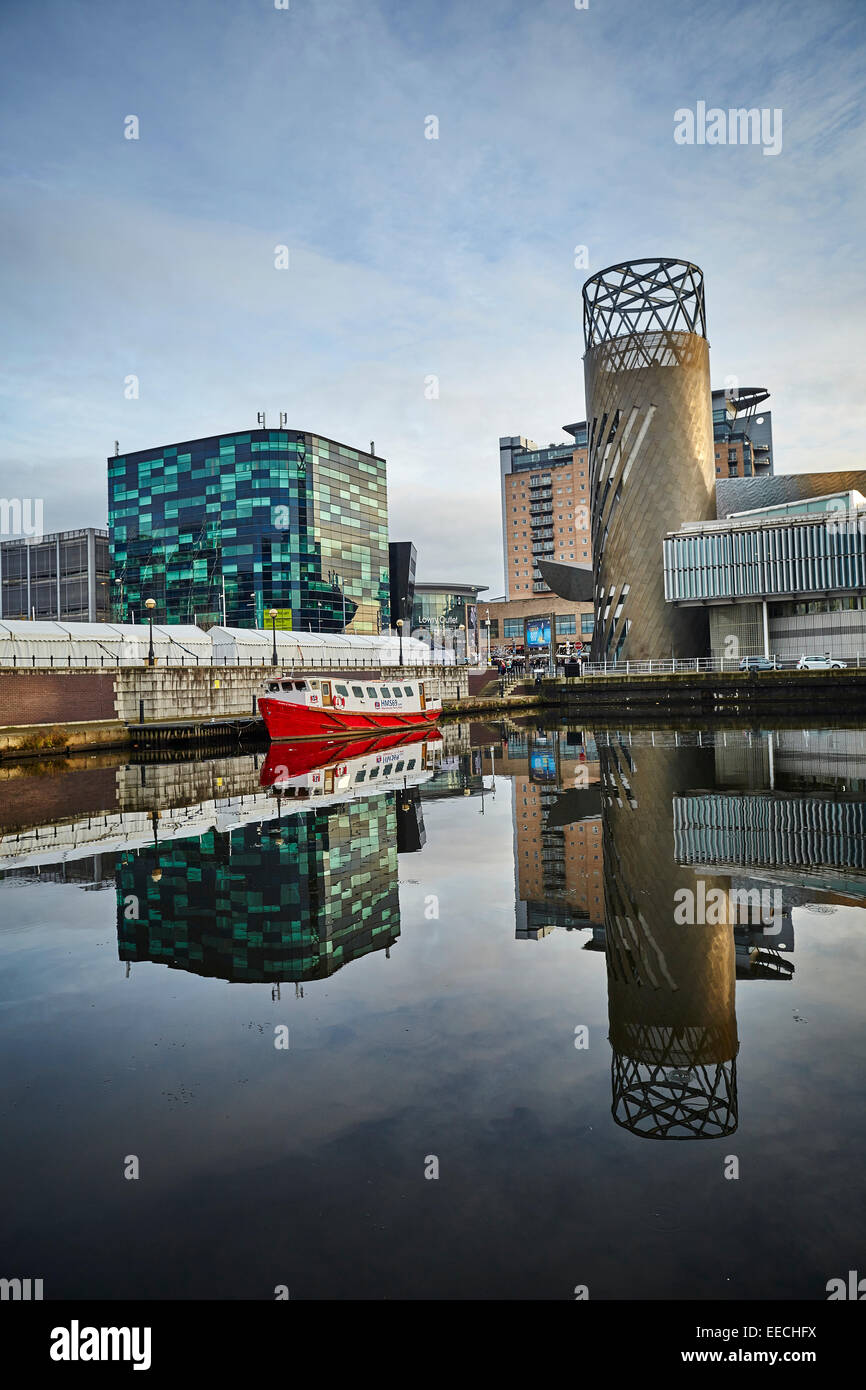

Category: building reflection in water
[596, 731, 739, 1141]
[116, 733, 440, 985]
[496, 726, 605, 938]
[593, 728, 866, 1140]
[495, 724, 866, 1140]
[4, 720, 866, 1140]
[117, 800, 400, 984]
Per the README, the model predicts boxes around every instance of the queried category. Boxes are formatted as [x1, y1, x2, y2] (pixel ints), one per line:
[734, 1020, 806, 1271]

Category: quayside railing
[577, 656, 864, 676]
[0, 654, 465, 670]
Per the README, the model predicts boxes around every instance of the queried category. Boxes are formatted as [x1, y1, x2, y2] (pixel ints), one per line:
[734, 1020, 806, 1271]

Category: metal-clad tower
[583, 259, 716, 661]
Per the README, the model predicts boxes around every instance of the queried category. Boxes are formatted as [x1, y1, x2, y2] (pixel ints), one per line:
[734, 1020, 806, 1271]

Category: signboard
[529, 750, 557, 782]
[272, 608, 293, 631]
[526, 618, 551, 648]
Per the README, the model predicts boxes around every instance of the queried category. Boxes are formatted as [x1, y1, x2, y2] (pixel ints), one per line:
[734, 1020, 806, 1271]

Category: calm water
[0, 719, 864, 1300]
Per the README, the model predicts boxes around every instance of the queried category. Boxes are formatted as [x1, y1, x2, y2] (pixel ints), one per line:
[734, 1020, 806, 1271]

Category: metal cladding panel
[584, 328, 716, 660]
[536, 557, 594, 602]
[598, 734, 738, 1140]
[716, 471, 866, 519]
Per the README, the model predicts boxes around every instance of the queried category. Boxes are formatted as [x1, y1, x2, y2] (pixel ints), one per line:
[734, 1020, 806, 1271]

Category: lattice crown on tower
[583, 258, 707, 349]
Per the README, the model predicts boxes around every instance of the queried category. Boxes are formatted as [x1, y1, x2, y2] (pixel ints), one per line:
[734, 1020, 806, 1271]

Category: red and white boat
[257, 673, 442, 741]
[259, 728, 441, 794]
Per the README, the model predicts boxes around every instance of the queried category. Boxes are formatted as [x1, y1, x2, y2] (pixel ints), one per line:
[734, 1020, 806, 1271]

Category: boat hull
[258, 696, 441, 741]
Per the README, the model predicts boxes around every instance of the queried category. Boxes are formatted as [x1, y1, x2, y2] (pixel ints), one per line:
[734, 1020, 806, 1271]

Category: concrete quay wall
[114, 664, 469, 723]
[541, 667, 866, 714]
[0, 665, 471, 758]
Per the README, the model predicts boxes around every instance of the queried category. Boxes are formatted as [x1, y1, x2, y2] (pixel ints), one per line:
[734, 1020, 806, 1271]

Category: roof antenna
[114, 441, 119, 456]
[257, 411, 266, 428]
[279, 412, 287, 429]
[370, 441, 375, 455]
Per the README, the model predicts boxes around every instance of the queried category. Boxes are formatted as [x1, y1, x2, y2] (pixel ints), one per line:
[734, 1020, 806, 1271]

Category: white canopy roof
[0, 620, 213, 664]
[209, 626, 443, 665]
[0, 620, 452, 666]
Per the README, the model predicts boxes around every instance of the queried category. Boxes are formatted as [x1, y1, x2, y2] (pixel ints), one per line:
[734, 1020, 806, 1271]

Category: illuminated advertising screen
[529, 750, 557, 782]
[525, 618, 551, 648]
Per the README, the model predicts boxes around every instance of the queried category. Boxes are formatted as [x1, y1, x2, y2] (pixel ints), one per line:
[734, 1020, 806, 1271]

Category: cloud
[1, 0, 864, 589]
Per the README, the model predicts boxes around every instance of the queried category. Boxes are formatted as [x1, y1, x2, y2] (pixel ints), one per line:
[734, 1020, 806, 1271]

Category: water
[0, 720, 864, 1300]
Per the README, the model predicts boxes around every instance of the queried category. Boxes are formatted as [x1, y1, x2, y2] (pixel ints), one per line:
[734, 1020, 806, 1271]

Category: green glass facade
[116, 796, 400, 984]
[108, 428, 390, 631]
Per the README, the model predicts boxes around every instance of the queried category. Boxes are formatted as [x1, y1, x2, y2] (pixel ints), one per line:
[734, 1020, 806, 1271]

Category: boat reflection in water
[117, 732, 441, 986]
[258, 727, 440, 797]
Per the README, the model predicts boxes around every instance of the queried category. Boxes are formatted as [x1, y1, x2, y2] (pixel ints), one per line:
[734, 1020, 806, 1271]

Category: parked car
[796, 654, 847, 670]
[738, 655, 778, 671]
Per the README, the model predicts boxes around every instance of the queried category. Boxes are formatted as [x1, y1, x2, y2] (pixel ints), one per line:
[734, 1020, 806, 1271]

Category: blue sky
[1, 0, 864, 591]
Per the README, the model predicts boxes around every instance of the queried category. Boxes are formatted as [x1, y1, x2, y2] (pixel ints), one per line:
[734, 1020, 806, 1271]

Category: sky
[1, 0, 864, 593]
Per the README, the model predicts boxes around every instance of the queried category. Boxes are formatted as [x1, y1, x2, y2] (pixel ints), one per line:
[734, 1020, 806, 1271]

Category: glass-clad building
[663, 492, 866, 604]
[664, 490, 866, 661]
[0, 528, 110, 621]
[108, 429, 389, 631]
[388, 540, 417, 628]
[410, 582, 488, 634]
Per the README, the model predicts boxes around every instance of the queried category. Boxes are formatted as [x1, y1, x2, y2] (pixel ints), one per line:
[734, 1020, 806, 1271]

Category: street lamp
[317, 601, 322, 632]
[150, 809, 162, 882]
[145, 598, 156, 667]
[396, 618, 403, 666]
[269, 607, 278, 666]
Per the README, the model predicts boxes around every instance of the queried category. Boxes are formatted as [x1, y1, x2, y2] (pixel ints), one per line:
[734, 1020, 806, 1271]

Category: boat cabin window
[355, 769, 366, 782]
[294, 680, 307, 691]
[280, 681, 293, 691]
[308, 680, 319, 689]
[381, 686, 391, 698]
[335, 684, 349, 697]
[403, 684, 413, 696]
[366, 686, 377, 698]
[406, 759, 416, 769]
[391, 687, 402, 697]
[267, 682, 280, 692]
[352, 685, 364, 698]
[368, 766, 380, 778]
[394, 760, 405, 772]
